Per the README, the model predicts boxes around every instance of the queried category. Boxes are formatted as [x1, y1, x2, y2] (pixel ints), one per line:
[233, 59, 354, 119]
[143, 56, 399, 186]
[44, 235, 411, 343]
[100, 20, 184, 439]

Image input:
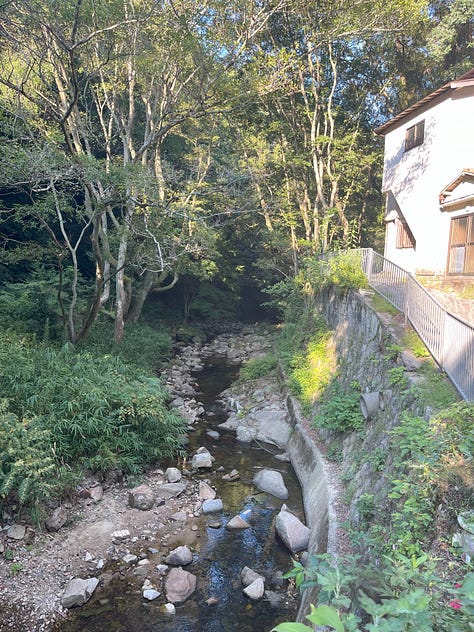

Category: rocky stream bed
[0, 325, 309, 632]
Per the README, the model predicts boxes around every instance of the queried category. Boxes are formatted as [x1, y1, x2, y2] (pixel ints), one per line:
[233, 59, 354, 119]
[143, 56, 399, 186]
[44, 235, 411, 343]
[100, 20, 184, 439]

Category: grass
[401, 328, 431, 358]
[369, 293, 400, 316]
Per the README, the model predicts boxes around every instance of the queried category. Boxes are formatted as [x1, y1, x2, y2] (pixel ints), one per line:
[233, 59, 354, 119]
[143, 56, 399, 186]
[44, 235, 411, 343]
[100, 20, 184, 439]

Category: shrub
[0, 332, 186, 478]
[239, 354, 277, 381]
[314, 383, 364, 432]
[0, 400, 58, 523]
[298, 250, 368, 295]
[81, 320, 172, 371]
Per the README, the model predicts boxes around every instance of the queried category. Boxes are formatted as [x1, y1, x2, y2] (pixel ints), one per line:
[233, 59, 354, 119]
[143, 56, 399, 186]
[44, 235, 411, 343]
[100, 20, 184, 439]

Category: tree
[0, 0, 288, 340]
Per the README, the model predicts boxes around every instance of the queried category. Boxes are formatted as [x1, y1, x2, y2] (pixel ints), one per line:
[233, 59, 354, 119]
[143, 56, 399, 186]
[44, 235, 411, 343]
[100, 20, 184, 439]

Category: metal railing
[358, 248, 474, 402]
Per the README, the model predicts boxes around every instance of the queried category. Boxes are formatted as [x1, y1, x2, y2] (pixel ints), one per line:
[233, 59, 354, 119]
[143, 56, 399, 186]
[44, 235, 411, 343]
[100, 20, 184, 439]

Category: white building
[375, 68, 474, 276]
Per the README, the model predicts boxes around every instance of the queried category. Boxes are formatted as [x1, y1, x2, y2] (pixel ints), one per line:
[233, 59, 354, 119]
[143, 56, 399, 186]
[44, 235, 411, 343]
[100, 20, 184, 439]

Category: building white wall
[382, 85, 474, 275]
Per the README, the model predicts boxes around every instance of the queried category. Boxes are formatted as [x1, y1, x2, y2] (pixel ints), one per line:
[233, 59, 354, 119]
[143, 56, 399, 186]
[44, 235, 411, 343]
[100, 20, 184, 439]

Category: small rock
[206, 596, 219, 606]
[202, 499, 223, 514]
[165, 468, 182, 483]
[226, 515, 251, 531]
[143, 589, 160, 601]
[46, 506, 68, 532]
[274, 453, 291, 462]
[243, 577, 265, 600]
[265, 590, 285, 607]
[241, 566, 263, 587]
[161, 603, 176, 614]
[112, 529, 130, 540]
[156, 564, 169, 575]
[6, 524, 26, 540]
[165, 545, 193, 566]
[206, 430, 220, 440]
[138, 559, 150, 566]
[122, 554, 138, 564]
[171, 511, 188, 522]
[96, 559, 105, 570]
[84, 552, 94, 562]
[222, 469, 240, 481]
[128, 484, 155, 511]
[61, 577, 99, 608]
[89, 485, 104, 502]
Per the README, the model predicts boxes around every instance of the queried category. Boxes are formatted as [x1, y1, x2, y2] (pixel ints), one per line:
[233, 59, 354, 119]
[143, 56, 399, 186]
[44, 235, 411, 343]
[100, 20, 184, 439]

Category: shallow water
[55, 359, 303, 632]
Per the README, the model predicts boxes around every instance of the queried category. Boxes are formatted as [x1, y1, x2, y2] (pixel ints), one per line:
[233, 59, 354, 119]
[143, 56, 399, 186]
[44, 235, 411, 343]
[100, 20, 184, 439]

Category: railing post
[366, 248, 374, 286]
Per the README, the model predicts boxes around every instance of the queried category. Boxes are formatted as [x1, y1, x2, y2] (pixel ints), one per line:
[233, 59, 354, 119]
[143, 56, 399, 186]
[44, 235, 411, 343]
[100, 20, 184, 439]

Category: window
[448, 214, 474, 275]
[404, 120, 425, 152]
[396, 219, 416, 249]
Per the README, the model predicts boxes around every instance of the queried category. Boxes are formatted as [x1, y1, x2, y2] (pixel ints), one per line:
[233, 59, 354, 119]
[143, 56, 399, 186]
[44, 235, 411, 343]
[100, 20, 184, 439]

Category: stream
[54, 354, 304, 632]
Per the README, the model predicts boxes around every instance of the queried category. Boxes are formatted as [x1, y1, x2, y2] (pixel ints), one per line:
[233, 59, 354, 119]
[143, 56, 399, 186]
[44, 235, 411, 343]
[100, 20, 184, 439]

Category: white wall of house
[381, 84, 474, 275]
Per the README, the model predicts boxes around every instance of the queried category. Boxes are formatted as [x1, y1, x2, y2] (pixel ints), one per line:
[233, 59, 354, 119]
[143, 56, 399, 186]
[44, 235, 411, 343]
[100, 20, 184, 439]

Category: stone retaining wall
[283, 288, 428, 621]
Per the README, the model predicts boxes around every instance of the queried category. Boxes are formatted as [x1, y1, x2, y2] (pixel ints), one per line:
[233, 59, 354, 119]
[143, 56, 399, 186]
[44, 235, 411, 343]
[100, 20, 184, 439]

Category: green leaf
[272, 624, 312, 632]
[306, 604, 345, 632]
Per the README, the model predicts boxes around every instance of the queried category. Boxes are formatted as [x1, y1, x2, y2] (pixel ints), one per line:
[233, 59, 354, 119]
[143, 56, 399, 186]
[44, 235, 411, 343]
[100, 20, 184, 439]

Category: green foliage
[369, 294, 400, 316]
[0, 272, 64, 341]
[314, 383, 364, 432]
[0, 330, 186, 518]
[400, 329, 430, 358]
[387, 366, 408, 388]
[81, 320, 172, 372]
[409, 363, 459, 411]
[299, 251, 368, 295]
[188, 283, 238, 321]
[0, 400, 58, 522]
[279, 553, 474, 632]
[239, 354, 277, 381]
[289, 330, 336, 413]
[9, 562, 23, 576]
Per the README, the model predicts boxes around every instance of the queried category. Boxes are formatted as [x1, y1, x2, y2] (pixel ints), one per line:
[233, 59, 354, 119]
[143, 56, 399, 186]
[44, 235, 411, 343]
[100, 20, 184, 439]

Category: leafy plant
[314, 384, 364, 432]
[239, 354, 277, 381]
[401, 329, 430, 358]
[0, 400, 57, 522]
[9, 562, 23, 576]
[387, 366, 408, 388]
[0, 330, 187, 519]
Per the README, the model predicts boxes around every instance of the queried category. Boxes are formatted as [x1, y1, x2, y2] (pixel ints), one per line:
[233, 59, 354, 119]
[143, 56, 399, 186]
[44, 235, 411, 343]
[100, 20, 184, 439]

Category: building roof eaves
[374, 68, 474, 136]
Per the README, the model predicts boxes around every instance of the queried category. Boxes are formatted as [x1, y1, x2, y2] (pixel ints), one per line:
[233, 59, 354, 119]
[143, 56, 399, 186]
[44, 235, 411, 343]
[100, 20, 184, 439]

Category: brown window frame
[396, 219, 416, 249]
[404, 120, 425, 152]
[447, 213, 474, 275]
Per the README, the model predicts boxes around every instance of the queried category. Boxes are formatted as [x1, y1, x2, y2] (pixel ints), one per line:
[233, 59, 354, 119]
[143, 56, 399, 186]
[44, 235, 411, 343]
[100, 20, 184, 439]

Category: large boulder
[165, 567, 197, 604]
[165, 546, 193, 566]
[198, 481, 216, 500]
[253, 469, 289, 500]
[275, 506, 310, 553]
[61, 577, 99, 608]
[236, 426, 257, 443]
[128, 484, 155, 510]
[191, 448, 214, 469]
[202, 499, 223, 514]
[157, 482, 187, 500]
